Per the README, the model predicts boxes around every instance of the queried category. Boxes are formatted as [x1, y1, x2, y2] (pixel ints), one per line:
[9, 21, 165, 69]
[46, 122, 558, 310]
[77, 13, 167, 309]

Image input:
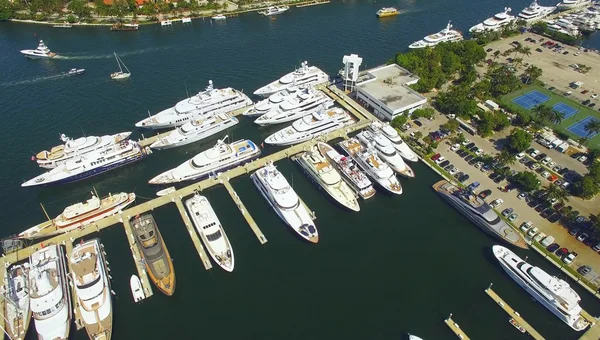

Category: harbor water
[2, 0, 600, 338]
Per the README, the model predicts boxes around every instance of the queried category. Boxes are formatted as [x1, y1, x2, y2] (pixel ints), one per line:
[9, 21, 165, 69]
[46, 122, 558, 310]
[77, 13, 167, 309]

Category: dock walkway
[121, 217, 154, 299]
[173, 197, 213, 269]
[485, 286, 544, 340]
[444, 314, 470, 339]
[221, 179, 267, 244]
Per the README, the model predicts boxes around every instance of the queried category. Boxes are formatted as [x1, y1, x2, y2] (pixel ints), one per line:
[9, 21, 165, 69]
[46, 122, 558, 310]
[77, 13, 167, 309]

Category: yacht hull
[150, 117, 238, 150]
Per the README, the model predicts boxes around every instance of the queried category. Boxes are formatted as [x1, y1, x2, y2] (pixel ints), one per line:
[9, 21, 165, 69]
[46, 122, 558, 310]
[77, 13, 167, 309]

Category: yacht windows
[36, 299, 64, 317]
[78, 274, 102, 291]
[206, 230, 222, 241]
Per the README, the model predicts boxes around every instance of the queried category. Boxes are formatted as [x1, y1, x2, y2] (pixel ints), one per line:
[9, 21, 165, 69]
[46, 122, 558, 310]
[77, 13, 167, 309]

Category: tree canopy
[512, 171, 541, 192]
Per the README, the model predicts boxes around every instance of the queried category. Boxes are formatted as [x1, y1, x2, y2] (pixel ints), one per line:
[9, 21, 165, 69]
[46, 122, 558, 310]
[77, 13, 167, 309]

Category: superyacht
[518, 0, 556, 22]
[3, 262, 32, 340]
[254, 88, 333, 126]
[254, 61, 329, 97]
[368, 122, 419, 162]
[433, 180, 528, 248]
[149, 137, 260, 184]
[251, 162, 318, 243]
[135, 80, 252, 129]
[186, 195, 235, 272]
[20, 40, 57, 59]
[493, 245, 589, 331]
[149, 113, 238, 150]
[557, 0, 591, 10]
[264, 107, 354, 146]
[469, 7, 515, 32]
[356, 130, 415, 178]
[409, 21, 463, 49]
[242, 88, 299, 118]
[294, 145, 360, 212]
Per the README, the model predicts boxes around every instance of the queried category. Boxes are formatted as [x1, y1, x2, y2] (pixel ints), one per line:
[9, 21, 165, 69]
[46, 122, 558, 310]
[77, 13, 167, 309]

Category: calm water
[1, 0, 600, 338]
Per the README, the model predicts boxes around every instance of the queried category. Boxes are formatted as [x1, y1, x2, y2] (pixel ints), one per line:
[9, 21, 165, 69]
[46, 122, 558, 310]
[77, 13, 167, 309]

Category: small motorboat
[509, 318, 526, 333]
[53, 22, 72, 28]
[156, 186, 176, 197]
[212, 14, 227, 20]
[68, 68, 85, 75]
[182, 17, 192, 23]
[130, 275, 145, 302]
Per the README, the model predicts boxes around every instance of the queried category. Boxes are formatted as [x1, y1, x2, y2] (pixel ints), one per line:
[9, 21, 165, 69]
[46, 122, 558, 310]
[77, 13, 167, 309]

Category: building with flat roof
[354, 64, 427, 121]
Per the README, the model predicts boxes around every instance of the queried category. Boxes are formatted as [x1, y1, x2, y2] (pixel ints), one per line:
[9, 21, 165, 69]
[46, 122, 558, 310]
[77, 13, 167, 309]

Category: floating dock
[579, 310, 599, 340]
[173, 197, 213, 269]
[444, 314, 470, 339]
[485, 286, 544, 340]
[221, 179, 267, 244]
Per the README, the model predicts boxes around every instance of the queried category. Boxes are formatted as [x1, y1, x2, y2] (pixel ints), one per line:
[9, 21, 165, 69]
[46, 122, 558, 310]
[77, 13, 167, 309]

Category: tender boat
[376, 7, 399, 17]
[161, 20, 172, 26]
[182, 17, 192, 23]
[156, 187, 176, 197]
[212, 14, 227, 20]
[318, 142, 376, 200]
[518, 0, 556, 22]
[70, 238, 113, 340]
[149, 137, 259, 184]
[356, 130, 414, 178]
[254, 88, 333, 126]
[264, 107, 354, 146]
[130, 275, 145, 302]
[409, 21, 463, 49]
[243, 88, 300, 117]
[110, 22, 139, 31]
[3, 262, 32, 340]
[136, 80, 252, 129]
[18, 192, 136, 239]
[20, 40, 57, 59]
[469, 7, 515, 32]
[408, 335, 424, 340]
[131, 214, 176, 296]
[368, 122, 419, 162]
[110, 52, 130, 80]
[185, 195, 235, 272]
[251, 162, 318, 242]
[294, 145, 360, 212]
[259, 5, 289, 16]
[254, 61, 329, 96]
[149, 113, 238, 150]
[67, 68, 85, 75]
[29, 245, 72, 340]
[509, 318, 526, 333]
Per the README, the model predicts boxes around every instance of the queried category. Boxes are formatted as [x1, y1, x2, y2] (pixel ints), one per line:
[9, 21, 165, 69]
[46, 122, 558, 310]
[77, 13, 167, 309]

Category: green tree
[411, 108, 435, 120]
[574, 175, 600, 199]
[513, 171, 541, 192]
[577, 137, 589, 147]
[435, 84, 477, 118]
[390, 115, 408, 129]
[507, 128, 533, 153]
[441, 119, 460, 132]
[496, 150, 516, 167]
[533, 104, 554, 124]
[546, 183, 569, 203]
[493, 50, 501, 61]
[0, 0, 14, 20]
[584, 119, 600, 138]
[521, 46, 532, 59]
[68, 0, 91, 19]
[523, 65, 543, 84]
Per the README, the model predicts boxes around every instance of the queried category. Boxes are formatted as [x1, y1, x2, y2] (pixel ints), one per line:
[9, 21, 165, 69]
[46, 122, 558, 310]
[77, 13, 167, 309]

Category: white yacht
[185, 195, 235, 272]
[518, 0, 556, 22]
[356, 131, 415, 178]
[22, 140, 150, 187]
[20, 40, 57, 59]
[264, 107, 354, 146]
[557, 0, 591, 10]
[242, 88, 299, 117]
[409, 21, 463, 49]
[254, 61, 329, 97]
[149, 137, 259, 184]
[251, 162, 318, 243]
[29, 245, 71, 340]
[493, 245, 590, 331]
[368, 122, 419, 162]
[295, 145, 360, 212]
[3, 262, 32, 340]
[469, 7, 515, 32]
[254, 88, 333, 126]
[572, 15, 597, 32]
[259, 5, 289, 16]
[34, 132, 132, 169]
[546, 18, 581, 35]
[135, 80, 252, 129]
[338, 138, 402, 195]
[149, 113, 238, 150]
[71, 239, 113, 340]
[318, 142, 376, 200]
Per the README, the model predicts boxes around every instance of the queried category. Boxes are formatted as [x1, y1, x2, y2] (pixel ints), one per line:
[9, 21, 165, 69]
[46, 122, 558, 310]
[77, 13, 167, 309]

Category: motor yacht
[557, 0, 591, 10]
[368, 122, 419, 162]
[264, 107, 354, 146]
[254, 61, 329, 96]
[212, 14, 226, 20]
[67, 68, 85, 75]
[254, 88, 333, 126]
[242, 88, 300, 117]
[136, 80, 252, 129]
[3, 262, 32, 340]
[409, 21, 463, 48]
[185, 195, 235, 272]
[546, 18, 581, 35]
[518, 0, 556, 22]
[149, 137, 260, 184]
[20, 40, 57, 59]
[356, 131, 415, 178]
[251, 162, 318, 243]
[259, 5, 289, 16]
[149, 113, 238, 150]
[469, 7, 515, 32]
[376, 7, 399, 17]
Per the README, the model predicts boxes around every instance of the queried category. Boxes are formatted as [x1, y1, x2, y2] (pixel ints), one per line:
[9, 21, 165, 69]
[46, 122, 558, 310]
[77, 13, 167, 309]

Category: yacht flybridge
[409, 21, 463, 49]
[469, 7, 515, 32]
[20, 40, 57, 59]
[518, 0, 556, 22]
[253, 88, 333, 126]
[254, 62, 329, 97]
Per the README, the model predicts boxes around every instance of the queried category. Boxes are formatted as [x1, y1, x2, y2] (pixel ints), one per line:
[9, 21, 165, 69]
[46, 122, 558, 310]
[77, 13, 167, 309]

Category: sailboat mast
[114, 52, 123, 73]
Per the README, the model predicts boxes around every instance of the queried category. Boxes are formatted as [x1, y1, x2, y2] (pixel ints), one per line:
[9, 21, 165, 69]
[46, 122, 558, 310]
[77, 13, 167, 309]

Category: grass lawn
[501, 84, 600, 147]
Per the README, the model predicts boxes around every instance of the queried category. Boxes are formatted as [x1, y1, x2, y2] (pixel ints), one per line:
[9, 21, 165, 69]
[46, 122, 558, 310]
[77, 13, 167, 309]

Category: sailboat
[110, 52, 131, 80]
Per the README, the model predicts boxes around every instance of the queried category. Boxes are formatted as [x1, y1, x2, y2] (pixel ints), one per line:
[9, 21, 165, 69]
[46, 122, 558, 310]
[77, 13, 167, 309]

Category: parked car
[435, 156, 446, 164]
[508, 213, 518, 222]
[454, 171, 464, 179]
[467, 182, 481, 191]
[479, 189, 492, 199]
[431, 153, 441, 161]
[451, 143, 461, 151]
[530, 149, 540, 157]
[439, 160, 450, 168]
[547, 243, 560, 253]
[459, 174, 470, 183]
[502, 208, 514, 217]
[577, 233, 589, 242]
[563, 251, 578, 264]
[518, 192, 528, 200]
[490, 198, 503, 208]
[578, 265, 592, 275]
[520, 221, 533, 232]
[556, 247, 569, 256]
[516, 152, 525, 160]
[528, 227, 540, 237]
[578, 155, 588, 163]
[569, 228, 580, 236]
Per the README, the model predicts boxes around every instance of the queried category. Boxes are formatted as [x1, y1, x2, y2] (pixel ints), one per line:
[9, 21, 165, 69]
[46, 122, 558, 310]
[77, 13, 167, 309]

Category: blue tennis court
[553, 102, 579, 119]
[512, 90, 550, 109]
[568, 116, 600, 138]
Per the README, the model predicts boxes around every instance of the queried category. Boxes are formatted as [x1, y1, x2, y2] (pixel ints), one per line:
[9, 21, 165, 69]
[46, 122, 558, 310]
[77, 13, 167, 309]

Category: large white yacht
[135, 80, 252, 129]
[356, 131, 415, 178]
[3, 262, 32, 340]
[493, 245, 590, 331]
[251, 162, 318, 243]
[295, 145, 360, 212]
[149, 113, 238, 150]
[264, 107, 354, 146]
[469, 7, 515, 32]
[254, 61, 329, 97]
[29, 245, 71, 340]
[254, 88, 333, 126]
[259, 5, 289, 16]
[185, 195, 235, 272]
[71, 238, 113, 340]
[546, 18, 581, 36]
[557, 0, 591, 10]
[22, 140, 150, 187]
[20, 40, 57, 59]
[518, 0, 556, 22]
[368, 122, 419, 162]
[35, 132, 132, 169]
[243, 88, 300, 117]
[338, 138, 402, 195]
[409, 21, 463, 49]
[149, 137, 259, 184]
[318, 142, 376, 200]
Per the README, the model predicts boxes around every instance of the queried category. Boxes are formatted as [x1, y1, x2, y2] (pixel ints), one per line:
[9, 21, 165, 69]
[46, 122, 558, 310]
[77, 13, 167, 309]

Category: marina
[485, 285, 545, 339]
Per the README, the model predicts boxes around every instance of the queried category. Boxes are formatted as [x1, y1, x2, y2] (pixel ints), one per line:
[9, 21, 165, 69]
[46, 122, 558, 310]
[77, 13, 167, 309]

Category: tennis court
[568, 116, 600, 138]
[512, 90, 550, 109]
[552, 102, 579, 119]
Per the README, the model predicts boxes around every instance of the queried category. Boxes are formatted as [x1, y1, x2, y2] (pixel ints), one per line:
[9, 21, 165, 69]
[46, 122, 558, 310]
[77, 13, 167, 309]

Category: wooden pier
[444, 314, 470, 339]
[122, 216, 154, 299]
[485, 286, 544, 340]
[173, 197, 213, 269]
[221, 179, 267, 244]
[64, 240, 84, 330]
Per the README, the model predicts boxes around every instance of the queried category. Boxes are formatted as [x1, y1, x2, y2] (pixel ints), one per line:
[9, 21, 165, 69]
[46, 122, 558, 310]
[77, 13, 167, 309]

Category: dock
[444, 314, 470, 339]
[485, 285, 544, 340]
[579, 310, 599, 340]
[121, 216, 154, 299]
[63, 240, 84, 330]
[295, 0, 330, 8]
[173, 197, 213, 269]
[221, 178, 267, 244]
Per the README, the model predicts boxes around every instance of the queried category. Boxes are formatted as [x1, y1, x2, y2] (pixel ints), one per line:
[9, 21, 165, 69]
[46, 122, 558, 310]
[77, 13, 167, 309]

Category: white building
[485, 100, 499, 111]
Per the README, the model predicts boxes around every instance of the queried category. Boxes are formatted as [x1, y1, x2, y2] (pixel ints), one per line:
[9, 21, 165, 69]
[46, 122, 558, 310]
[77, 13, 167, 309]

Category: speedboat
[243, 88, 300, 117]
[251, 162, 318, 243]
[149, 113, 238, 150]
[409, 21, 463, 49]
[149, 137, 260, 184]
[3, 262, 32, 340]
[254, 88, 333, 126]
[182, 17, 192, 23]
[161, 20, 172, 26]
[368, 121, 419, 162]
[260, 5, 289, 16]
[295, 145, 360, 212]
[518, 0, 556, 22]
[186, 195, 235, 272]
[67, 68, 85, 75]
[71, 239, 113, 340]
[34, 132, 132, 169]
[136, 80, 252, 129]
[53, 22, 72, 28]
[557, 0, 591, 10]
[254, 61, 329, 96]
[22, 141, 150, 187]
[29, 245, 72, 340]
[376, 7, 398, 17]
[20, 40, 57, 59]
[264, 107, 354, 146]
[130, 275, 145, 302]
[356, 130, 415, 178]
[212, 14, 226, 20]
[469, 7, 515, 32]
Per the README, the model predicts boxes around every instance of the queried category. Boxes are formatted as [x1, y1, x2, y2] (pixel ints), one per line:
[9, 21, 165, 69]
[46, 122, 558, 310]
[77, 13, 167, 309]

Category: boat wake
[0, 74, 69, 87]
[56, 46, 172, 60]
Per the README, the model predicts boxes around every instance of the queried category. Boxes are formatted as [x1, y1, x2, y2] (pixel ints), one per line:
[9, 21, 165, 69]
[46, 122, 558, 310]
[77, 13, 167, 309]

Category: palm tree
[549, 110, 565, 125]
[496, 150, 516, 167]
[511, 45, 523, 59]
[493, 50, 501, 61]
[546, 183, 569, 203]
[533, 104, 553, 123]
[577, 136, 589, 147]
[523, 65, 543, 84]
[513, 57, 524, 68]
[584, 119, 600, 138]
[520, 46, 532, 60]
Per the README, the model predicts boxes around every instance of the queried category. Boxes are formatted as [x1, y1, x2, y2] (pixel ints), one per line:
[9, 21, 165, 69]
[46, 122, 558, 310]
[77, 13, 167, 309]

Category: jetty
[444, 313, 470, 339]
[485, 285, 544, 340]
[64, 240, 84, 330]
